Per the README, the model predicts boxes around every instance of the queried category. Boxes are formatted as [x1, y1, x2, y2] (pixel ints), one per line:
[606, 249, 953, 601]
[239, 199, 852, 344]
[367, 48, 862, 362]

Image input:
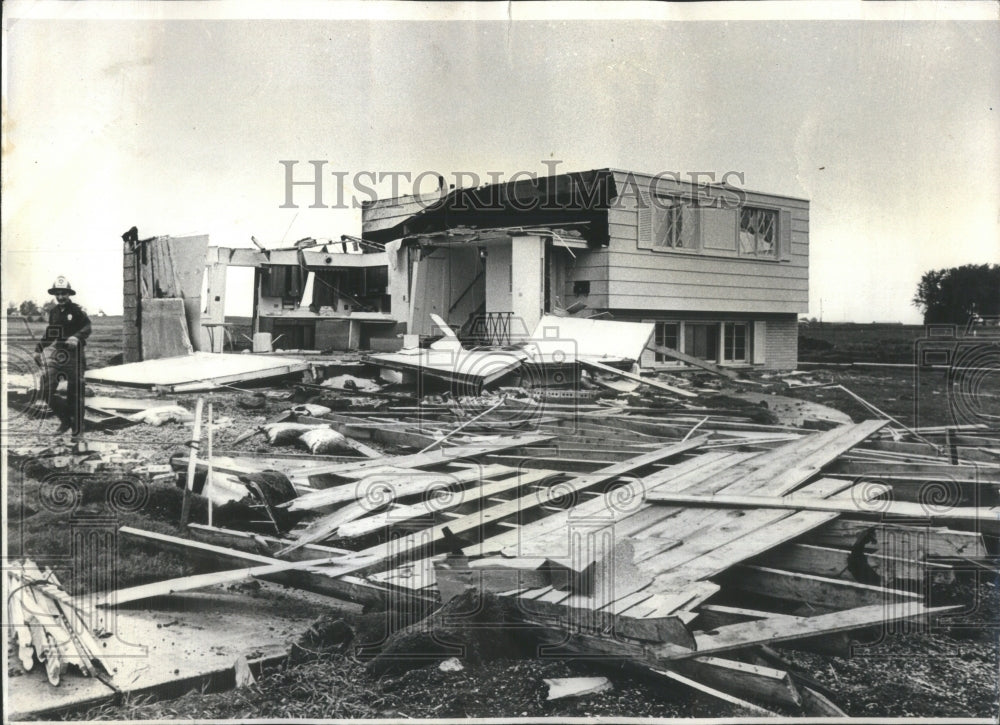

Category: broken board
[85, 352, 312, 392]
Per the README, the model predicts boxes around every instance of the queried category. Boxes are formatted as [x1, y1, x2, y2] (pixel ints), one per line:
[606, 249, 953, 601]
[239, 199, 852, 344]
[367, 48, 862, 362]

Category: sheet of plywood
[140, 234, 209, 351]
[368, 346, 526, 387]
[528, 314, 654, 362]
[84, 352, 311, 390]
[141, 298, 194, 359]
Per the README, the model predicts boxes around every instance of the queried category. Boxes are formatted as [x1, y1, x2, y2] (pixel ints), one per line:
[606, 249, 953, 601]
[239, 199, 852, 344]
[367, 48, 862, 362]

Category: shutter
[637, 195, 653, 250]
[682, 205, 702, 251]
[640, 319, 656, 368]
[778, 210, 792, 261]
[753, 320, 767, 364]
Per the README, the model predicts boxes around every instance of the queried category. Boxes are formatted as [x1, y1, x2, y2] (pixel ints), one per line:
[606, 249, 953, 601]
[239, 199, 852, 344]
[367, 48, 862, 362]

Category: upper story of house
[362, 168, 809, 315]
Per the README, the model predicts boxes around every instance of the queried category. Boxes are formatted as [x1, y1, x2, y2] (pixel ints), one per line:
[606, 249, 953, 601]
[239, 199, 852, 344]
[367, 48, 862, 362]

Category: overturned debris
[105, 405, 998, 714]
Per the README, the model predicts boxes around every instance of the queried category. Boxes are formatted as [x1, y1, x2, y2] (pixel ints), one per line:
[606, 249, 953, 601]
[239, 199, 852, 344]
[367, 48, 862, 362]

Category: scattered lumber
[644, 490, 999, 532]
[102, 407, 992, 714]
[93, 554, 362, 607]
[578, 358, 699, 398]
[7, 561, 110, 685]
[655, 602, 961, 660]
[645, 343, 741, 380]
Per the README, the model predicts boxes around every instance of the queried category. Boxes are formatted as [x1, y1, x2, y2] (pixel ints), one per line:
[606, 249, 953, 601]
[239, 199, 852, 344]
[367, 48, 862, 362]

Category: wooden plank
[709, 421, 888, 497]
[646, 511, 839, 594]
[94, 555, 353, 607]
[645, 343, 741, 380]
[671, 656, 802, 708]
[578, 358, 698, 398]
[806, 519, 988, 558]
[179, 398, 204, 529]
[336, 467, 547, 539]
[292, 433, 554, 478]
[118, 526, 432, 608]
[647, 668, 777, 716]
[829, 460, 1000, 483]
[754, 542, 954, 585]
[286, 464, 510, 512]
[645, 490, 998, 527]
[186, 523, 353, 557]
[720, 565, 924, 611]
[284, 466, 541, 552]
[639, 479, 853, 594]
[294, 437, 710, 571]
[656, 603, 960, 660]
[464, 450, 744, 558]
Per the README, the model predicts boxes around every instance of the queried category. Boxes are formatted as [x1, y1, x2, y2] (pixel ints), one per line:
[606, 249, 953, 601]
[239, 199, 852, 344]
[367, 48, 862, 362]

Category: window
[685, 323, 719, 361]
[652, 198, 685, 249]
[653, 322, 680, 363]
[724, 322, 748, 362]
[739, 207, 778, 258]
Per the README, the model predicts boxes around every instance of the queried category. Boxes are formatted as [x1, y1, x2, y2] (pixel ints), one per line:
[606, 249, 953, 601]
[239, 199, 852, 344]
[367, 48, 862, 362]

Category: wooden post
[179, 397, 204, 530]
[206, 403, 214, 527]
[946, 427, 958, 464]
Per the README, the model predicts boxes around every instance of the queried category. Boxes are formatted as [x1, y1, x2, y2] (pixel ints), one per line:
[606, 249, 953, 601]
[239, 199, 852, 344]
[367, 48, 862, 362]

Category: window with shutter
[739, 207, 779, 259]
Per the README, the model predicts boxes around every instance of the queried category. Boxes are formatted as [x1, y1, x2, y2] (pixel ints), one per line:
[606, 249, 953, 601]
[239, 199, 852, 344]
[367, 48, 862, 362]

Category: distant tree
[913, 264, 1000, 324]
[19, 300, 40, 319]
[6, 302, 17, 316]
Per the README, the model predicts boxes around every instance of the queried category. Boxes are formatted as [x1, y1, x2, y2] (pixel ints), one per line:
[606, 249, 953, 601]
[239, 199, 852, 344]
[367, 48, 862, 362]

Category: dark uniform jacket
[36, 302, 92, 356]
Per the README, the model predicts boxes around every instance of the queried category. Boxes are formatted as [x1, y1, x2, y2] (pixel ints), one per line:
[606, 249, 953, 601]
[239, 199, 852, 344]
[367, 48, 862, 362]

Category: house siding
[762, 315, 798, 370]
[606, 171, 809, 315]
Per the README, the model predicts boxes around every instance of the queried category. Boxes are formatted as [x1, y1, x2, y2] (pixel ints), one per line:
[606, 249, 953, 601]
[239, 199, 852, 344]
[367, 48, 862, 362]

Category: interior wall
[484, 244, 512, 315]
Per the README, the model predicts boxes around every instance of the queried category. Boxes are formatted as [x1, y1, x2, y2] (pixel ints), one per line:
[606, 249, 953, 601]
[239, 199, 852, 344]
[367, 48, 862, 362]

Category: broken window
[652, 198, 685, 249]
[260, 265, 306, 306]
[739, 207, 778, 258]
[723, 322, 748, 362]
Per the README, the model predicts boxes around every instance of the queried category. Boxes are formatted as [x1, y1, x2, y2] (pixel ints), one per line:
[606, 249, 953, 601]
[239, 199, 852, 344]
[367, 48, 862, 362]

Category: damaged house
[362, 168, 808, 370]
[121, 231, 397, 360]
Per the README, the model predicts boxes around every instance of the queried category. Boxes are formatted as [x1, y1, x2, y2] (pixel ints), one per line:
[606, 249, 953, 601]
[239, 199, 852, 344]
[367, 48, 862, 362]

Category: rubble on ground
[5, 329, 998, 720]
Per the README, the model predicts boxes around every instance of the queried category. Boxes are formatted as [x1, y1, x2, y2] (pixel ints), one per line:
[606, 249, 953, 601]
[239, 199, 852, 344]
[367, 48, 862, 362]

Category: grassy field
[4, 315, 254, 367]
[798, 322, 929, 364]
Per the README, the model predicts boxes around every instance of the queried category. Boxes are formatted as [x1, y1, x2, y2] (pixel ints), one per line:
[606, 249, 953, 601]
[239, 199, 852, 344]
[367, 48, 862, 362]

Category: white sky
[2, 2, 998, 322]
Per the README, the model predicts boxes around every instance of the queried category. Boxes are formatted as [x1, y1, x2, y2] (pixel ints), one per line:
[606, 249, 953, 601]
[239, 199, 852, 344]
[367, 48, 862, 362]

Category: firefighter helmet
[47, 276, 76, 296]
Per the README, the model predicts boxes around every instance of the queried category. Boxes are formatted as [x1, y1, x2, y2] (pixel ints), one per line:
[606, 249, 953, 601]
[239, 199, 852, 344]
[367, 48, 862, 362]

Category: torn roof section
[360, 167, 802, 247]
[362, 169, 617, 246]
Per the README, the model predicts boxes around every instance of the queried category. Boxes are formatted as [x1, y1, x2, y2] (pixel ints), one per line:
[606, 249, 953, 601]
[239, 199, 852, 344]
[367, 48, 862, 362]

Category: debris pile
[7, 561, 110, 686]
[7, 313, 999, 718]
[120, 400, 997, 715]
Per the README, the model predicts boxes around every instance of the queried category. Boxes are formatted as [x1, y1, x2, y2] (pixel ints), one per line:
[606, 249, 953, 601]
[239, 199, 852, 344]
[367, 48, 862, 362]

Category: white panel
[701, 208, 738, 251]
[753, 320, 767, 364]
[529, 315, 654, 362]
[639, 319, 656, 369]
[511, 236, 544, 334]
[485, 244, 512, 314]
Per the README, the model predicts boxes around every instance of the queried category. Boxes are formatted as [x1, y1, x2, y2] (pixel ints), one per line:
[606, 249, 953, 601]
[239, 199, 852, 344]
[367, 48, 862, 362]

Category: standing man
[35, 276, 91, 435]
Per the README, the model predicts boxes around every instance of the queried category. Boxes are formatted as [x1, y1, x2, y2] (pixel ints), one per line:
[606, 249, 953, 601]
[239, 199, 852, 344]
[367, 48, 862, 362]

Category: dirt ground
[4, 318, 998, 719]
